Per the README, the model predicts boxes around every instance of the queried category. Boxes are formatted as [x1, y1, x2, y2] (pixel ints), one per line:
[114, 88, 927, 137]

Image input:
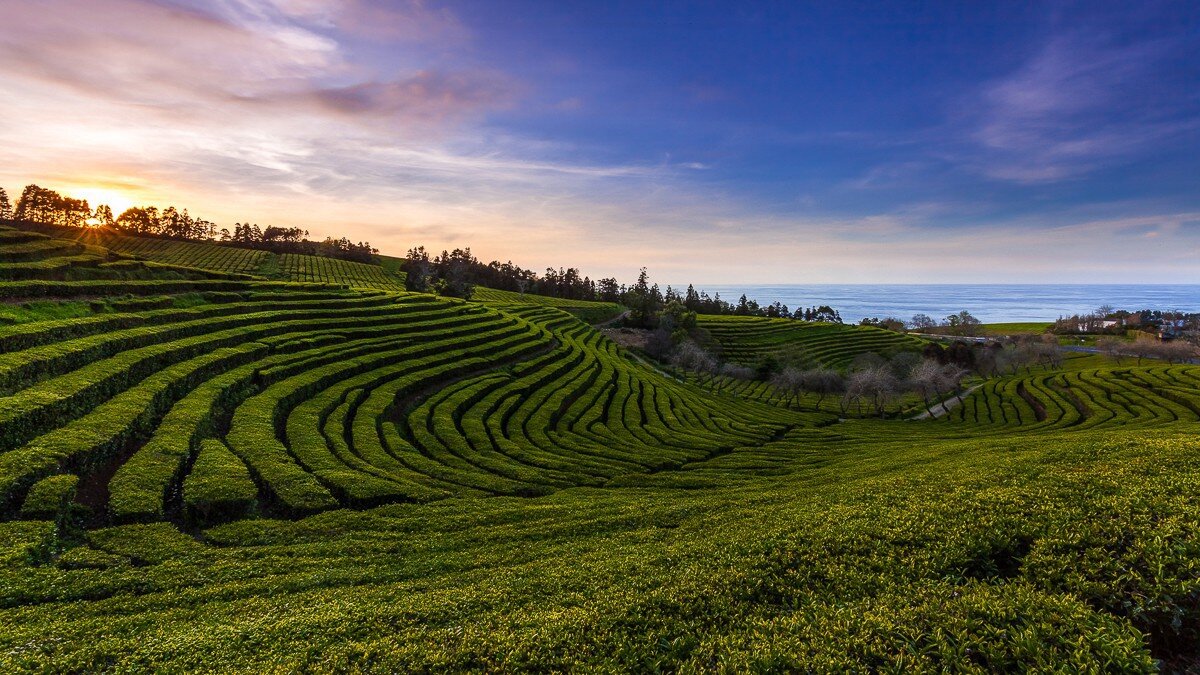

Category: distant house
[1158, 319, 1185, 340]
[1072, 318, 1121, 333]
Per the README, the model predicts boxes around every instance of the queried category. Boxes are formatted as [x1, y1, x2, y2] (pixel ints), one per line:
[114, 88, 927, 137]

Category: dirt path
[592, 309, 630, 328]
[910, 384, 982, 420]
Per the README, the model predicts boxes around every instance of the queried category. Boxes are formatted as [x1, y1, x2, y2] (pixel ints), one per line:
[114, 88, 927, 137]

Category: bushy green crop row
[698, 315, 926, 369]
[101, 236, 269, 275]
[472, 287, 623, 323]
[1, 428, 1196, 670]
[947, 364, 1200, 433]
[277, 254, 404, 291]
[1, 266, 1198, 669]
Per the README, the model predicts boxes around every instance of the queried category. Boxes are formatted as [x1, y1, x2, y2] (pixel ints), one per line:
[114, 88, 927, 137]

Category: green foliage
[0, 300, 95, 326]
[183, 439, 258, 525]
[472, 286, 623, 323]
[698, 314, 926, 370]
[19, 474, 78, 519]
[0, 269, 1199, 669]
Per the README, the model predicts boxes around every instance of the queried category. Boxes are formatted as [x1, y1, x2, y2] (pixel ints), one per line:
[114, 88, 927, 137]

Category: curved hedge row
[696, 315, 926, 369]
[0, 277, 828, 527]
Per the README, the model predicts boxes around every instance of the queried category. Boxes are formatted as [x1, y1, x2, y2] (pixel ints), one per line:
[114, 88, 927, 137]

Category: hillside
[697, 314, 927, 369]
[0, 222, 407, 291]
[472, 286, 623, 323]
[1, 224, 1199, 670]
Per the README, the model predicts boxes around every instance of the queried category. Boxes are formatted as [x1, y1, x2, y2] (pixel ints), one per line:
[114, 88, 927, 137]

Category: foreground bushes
[183, 440, 257, 525]
[0, 429, 1196, 671]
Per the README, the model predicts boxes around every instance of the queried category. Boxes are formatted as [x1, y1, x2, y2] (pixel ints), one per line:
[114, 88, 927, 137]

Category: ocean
[685, 284, 1200, 324]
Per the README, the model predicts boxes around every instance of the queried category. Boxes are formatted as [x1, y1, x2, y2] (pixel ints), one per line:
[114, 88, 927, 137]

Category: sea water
[685, 284, 1200, 324]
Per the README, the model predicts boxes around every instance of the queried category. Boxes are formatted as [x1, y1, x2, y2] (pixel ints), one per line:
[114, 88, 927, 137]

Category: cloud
[309, 72, 512, 122]
[956, 29, 1198, 183]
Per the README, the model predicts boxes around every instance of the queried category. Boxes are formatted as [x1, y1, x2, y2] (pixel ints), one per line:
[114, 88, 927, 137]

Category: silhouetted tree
[910, 313, 937, 331]
[0, 187, 11, 220]
[116, 207, 157, 234]
[93, 204, 114, 227]
[625, 267, 660, 328]
[435, 248, 476, 299]
[403, 246, 436, 293]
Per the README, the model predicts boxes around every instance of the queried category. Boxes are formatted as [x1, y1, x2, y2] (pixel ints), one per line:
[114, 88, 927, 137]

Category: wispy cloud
[0, 2, 1195, 285]
[957, 28, 1198, 183]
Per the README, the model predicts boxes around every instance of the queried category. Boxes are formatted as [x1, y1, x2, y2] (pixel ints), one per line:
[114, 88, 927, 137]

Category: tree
[403, 246, 435, 293]
[844, 366, 898, 417]
[1096, 337, 1125, 364]
[909, 359, 965, 416]
[670, 340, 717, 373]
[14, 184, 58, 222]
[597, 277, 620, 303]
[812, 305, 842, 323]
[781, 367, 843, 408]
[625, 268, 660, 328]
[0, 187, 11, 220]
[909, 359, 941, 416]
[910, 313, 937, 331]
[942, 310, 982, 336]
[93, 204, 114, 227]
[435, 248, 475, 299]
[116, 207, 157, 234]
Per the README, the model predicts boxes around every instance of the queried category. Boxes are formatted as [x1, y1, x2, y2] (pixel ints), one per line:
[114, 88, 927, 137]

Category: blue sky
[0, 0, 1197, 283]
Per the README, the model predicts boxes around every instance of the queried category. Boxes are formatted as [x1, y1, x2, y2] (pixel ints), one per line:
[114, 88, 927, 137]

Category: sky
[0, 0, 1197, 284]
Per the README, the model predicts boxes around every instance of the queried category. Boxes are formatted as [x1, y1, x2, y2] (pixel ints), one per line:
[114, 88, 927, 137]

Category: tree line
[858, 310, 984, 337]
[1052, 305, 1199, 338]
[402, 246, 844, 322]
[2, 184, 379, 264]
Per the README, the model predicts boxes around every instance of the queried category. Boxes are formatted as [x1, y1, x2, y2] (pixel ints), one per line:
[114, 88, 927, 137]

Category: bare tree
[799, 368, 844, 408]
[671, 340, 717, 374]
[910, 359, 945, 416]
[844, 366, 898, 418]
[910, 313, 937, 331]
[1161, 340, 1198, 364]
[1097, 337, 1125, 364]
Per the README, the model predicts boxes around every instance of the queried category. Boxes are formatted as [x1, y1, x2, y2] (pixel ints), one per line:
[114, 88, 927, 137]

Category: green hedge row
[19, 474, 79, 519]
[0, 344, 266, 512]
[230, 316, 541, 513]
[182, 440, 257, 525]
[0, 301, 442, 449]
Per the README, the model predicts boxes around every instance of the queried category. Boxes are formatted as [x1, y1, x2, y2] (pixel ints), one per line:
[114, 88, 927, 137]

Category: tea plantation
[697, 314, 927, 368]
[1, 224, 1199, 671]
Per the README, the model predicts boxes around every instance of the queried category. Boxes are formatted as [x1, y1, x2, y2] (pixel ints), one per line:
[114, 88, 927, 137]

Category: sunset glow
[0, 1, 1196, 283]
[66, 187, 135, 219]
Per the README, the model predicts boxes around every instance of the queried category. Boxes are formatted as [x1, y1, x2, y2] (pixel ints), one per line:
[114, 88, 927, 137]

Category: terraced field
[70, 229, 405, 289]
[0, 224, 112, 280]
[945, 359, 1200, 432]
[472, 286, 623, 323]
[0, 274, 831, 531]
[2, 228, 1199, 670]
[697, 315, 926, 368]
[276, 253, 404, 290]
[98, 235, 269, 275]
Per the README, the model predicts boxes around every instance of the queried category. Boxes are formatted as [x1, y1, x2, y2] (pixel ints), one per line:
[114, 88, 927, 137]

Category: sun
[67, 186, 137, 219]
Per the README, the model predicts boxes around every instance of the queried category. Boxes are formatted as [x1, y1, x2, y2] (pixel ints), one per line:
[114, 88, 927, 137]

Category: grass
[1, 227, 1199, 669]
[979, 322, 1052, 335]
[472, 286, 624, 323]
[697, 314, 927, 369]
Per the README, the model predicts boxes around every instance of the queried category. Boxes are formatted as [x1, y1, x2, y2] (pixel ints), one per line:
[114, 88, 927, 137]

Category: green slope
[0, 261, 1198, 670]
[697, 314, 928, 369]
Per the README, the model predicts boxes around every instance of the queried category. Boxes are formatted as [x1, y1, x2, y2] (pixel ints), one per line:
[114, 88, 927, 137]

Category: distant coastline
[683, 284, 1200, 324]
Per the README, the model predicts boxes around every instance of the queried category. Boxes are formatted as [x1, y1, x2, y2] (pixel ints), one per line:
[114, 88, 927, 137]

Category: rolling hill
[0, 221, 1198, 671]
